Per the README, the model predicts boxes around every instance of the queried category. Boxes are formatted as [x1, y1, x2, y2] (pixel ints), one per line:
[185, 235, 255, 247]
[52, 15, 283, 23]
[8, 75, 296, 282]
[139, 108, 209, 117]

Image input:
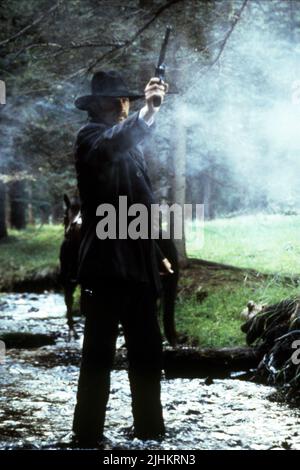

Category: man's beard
[98, 109, 128, 125]
[117, 113, 127, 122]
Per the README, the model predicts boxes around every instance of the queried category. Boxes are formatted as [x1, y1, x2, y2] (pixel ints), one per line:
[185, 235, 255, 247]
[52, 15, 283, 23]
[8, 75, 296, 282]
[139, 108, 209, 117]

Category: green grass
[180, 214, 300, 346]
[175, 275, 300, 348]
[0, 225, 63, 290]
[187, 214, 300, 276]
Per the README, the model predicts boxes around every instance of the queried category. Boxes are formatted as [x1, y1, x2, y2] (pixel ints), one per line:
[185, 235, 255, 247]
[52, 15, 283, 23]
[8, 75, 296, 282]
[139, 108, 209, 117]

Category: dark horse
[59, 194, 179, 345]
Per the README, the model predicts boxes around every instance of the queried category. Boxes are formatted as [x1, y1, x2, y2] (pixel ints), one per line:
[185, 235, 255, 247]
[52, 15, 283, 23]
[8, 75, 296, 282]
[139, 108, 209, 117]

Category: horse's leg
[158, 237, 179, 347]
[65, 283, 78, 340]
[161, 272, 179, 347]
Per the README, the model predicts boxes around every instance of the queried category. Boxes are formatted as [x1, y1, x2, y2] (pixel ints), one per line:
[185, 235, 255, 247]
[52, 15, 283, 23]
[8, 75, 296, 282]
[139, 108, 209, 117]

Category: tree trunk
[27, 185, 35, 226]
[52, 195, 64, 224]
[171, 106, 187, 261]
[203, 171, 214, 219]
[289, 0, 296, 42]
[39, 203, 51, 224]
[169, 31, 188, 263]
[0, 181, 7, 239]
[9, 180, 27, 230]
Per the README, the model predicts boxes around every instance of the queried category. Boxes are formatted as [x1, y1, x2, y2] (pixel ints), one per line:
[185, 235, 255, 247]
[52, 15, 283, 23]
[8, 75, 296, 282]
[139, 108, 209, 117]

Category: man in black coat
[72, 71, 172, 446]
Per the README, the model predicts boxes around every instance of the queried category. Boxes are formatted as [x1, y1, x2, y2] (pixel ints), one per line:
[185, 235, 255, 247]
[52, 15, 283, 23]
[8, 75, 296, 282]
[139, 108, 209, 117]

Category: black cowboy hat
[75, 70, 144, 110]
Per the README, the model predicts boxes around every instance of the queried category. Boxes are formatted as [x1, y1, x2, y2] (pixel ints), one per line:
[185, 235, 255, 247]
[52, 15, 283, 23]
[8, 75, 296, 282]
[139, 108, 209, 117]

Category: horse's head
[63, 193, 81, 234]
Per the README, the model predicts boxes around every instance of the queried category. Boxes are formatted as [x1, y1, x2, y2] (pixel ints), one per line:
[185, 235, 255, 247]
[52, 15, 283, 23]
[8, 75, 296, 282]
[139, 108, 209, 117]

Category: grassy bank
[175, 270, 300, 347]
[179, 213, 300, 346]
[0, 225, 63, 290]
[1, 215, 300, 347]
[187, 213, 300, 276]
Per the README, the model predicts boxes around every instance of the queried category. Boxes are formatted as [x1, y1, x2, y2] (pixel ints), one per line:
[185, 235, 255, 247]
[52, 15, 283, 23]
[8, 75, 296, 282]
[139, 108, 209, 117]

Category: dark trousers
[72, 281, 165, 440]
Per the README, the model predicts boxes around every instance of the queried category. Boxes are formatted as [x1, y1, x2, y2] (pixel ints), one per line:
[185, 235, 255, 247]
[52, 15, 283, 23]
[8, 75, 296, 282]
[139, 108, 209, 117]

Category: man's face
[99, 96, 130, 123]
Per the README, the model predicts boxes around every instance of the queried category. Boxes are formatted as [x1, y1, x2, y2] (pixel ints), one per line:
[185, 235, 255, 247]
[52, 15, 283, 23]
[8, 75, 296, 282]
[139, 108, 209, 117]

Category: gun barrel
[154, 26, 172, 107]
[157, 26, 172, 68]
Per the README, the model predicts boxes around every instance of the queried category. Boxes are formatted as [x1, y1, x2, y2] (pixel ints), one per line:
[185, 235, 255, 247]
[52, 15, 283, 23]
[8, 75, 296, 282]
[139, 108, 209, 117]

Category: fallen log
[114, 346, 262, 379]
[163, 346, 262, 379]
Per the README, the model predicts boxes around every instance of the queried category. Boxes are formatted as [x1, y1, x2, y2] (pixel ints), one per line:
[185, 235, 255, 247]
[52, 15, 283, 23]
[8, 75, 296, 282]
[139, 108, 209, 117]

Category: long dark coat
[74, 111, 163, 295]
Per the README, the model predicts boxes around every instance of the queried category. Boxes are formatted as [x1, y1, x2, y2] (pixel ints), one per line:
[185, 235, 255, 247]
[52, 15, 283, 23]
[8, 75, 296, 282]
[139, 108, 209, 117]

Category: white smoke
[154, 0, 300, 213]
